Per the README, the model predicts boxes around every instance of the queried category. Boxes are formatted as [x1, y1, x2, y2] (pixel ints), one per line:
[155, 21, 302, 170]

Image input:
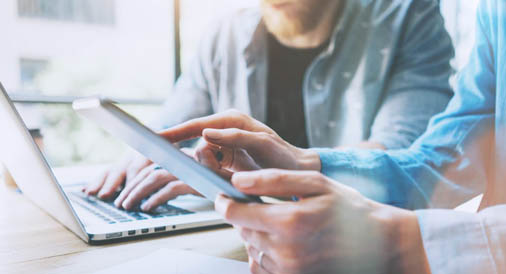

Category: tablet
[72, 97, 262, 203]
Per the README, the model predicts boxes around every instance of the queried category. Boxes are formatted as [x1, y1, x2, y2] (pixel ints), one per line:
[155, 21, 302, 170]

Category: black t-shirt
[266, 33, 329, 149]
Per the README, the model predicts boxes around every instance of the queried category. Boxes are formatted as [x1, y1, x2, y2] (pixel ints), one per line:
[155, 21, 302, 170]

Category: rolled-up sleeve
[416, 206, 506, 274]
[369, 0, 454, 149]
[314, 0, 496, 210]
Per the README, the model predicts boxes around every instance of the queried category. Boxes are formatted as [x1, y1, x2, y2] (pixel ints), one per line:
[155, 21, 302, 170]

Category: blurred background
[0, 0, 479, 168]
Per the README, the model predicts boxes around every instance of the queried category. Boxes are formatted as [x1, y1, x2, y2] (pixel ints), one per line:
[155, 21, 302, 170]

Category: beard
[261, 0, 335, 40]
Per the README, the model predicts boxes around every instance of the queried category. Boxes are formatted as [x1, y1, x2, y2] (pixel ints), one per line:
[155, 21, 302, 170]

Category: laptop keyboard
[69, 191, 194, 224]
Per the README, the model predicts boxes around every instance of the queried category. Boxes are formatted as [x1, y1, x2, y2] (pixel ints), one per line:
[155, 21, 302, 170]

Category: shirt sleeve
[368, 0, 454, 149]
[314, 0, 497, 210]
[416, 205, 506, 274]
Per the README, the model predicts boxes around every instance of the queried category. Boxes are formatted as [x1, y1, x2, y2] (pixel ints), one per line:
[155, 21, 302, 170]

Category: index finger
[158, 110, 271, 143]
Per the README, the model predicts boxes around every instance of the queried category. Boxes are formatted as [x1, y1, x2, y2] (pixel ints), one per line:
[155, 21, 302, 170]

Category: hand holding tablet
[73, 98, 262, 203]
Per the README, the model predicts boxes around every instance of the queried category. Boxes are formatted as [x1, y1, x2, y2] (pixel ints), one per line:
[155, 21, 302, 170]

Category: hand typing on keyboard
[71, 192, 193, 224]
[82, 150, 202, 212]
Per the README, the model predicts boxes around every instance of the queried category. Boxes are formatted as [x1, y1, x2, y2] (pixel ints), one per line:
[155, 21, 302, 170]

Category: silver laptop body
[0, 82, 224, 244]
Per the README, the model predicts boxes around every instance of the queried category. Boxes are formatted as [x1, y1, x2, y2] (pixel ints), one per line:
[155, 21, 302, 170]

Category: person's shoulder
[211, 7, 262, 42]
[359, 0, 437, 9]
[206, 7, 261, 37]
[354, 0, 438, 18]
[200, 7, 261, 51]
[224, 7, 262, 26]
[197, 7, 261, 61]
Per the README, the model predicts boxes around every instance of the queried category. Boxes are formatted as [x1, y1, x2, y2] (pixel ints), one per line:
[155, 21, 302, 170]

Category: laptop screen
[13, 101, 162, 180]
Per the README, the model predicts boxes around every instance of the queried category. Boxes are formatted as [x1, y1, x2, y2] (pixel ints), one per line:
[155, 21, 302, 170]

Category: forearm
[369, 90, 451, 150]
[314, 147, 435, 208]
[292, 141, 387, 173]
[312, 113, 491, 209]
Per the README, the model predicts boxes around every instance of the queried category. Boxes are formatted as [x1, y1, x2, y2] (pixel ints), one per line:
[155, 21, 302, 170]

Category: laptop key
[70, 192, 194, 224]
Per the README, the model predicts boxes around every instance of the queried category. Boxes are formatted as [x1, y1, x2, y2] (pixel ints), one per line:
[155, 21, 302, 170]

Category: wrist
[295, 148, 321, 171]
[371, 203, 431, 274]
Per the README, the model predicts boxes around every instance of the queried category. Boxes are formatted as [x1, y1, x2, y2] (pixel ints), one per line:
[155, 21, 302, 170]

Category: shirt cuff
[313, 148, 390, 203]
[416, 209, 496, 274]
[313, 148, 356, 176]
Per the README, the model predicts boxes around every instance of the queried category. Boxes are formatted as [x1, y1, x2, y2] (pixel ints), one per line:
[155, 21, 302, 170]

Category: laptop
[0, 82, 225, 244]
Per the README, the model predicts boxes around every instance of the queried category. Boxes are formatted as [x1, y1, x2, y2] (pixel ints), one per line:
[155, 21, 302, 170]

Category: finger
[97, 167, 127, 199]
[196, 141, 261, 173]
[195, 141, 222, 170]
[84, 170, 108, 195]
[125, 155, 152, 181]
[121, 170, 177, 210]
[239, 228, 276, 258]
[202, 128, 272, 151]
[231, 169, 333, 198]
[215, 195, 298, 234]
[246, 244, 276, 274]
[141, 181, 201, 212]
[158, 110, 272, 143]
[195, 142, 234, 179]
[248, 256, 272, 274]
[114, 164, 155, 208]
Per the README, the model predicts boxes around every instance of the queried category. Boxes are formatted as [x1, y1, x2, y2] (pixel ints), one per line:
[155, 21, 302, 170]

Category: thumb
[231, 169, 333, 198]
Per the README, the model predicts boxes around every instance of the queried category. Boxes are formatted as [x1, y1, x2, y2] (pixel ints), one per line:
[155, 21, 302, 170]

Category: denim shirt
[155, 0, 454, 149]
[317, 1, 506, 272]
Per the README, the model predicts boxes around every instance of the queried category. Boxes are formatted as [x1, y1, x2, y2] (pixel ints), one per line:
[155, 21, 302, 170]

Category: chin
[264, 1, 300, 19]
[263, 8, 308, 38]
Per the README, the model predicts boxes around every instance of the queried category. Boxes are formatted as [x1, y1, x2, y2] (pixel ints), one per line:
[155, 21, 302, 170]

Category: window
[17, 0, 115, 25]
[3, 0, 175, 167]
[19, 58, 48, 89]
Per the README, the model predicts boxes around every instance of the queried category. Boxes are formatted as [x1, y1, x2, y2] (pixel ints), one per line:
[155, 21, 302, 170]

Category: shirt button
[313, 82, 324, 90]
[312, 78, 325, 90]
[380, 48, 390, 56]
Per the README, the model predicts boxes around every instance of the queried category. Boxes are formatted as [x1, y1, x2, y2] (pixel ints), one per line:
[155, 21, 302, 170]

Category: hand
[83, 150, 200, 212]
[83, 152, 152, 200]
[214, 169, 430, 274]
[160, 110, 321, 172]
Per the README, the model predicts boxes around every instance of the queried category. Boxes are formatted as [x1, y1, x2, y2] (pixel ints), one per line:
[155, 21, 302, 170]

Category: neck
[275, 1, 341, 49]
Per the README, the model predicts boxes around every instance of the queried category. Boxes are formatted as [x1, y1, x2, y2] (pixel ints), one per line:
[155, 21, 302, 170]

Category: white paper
[94, 248, 249, 274]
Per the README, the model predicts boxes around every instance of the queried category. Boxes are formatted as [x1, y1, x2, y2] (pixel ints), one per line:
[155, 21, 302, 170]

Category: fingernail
[122, 201, 131, 210]
[214, 195, 226, 214]
[141, 203, 150, 212]
[114, 198, 121, 208]
[204, 129, 222, 140]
